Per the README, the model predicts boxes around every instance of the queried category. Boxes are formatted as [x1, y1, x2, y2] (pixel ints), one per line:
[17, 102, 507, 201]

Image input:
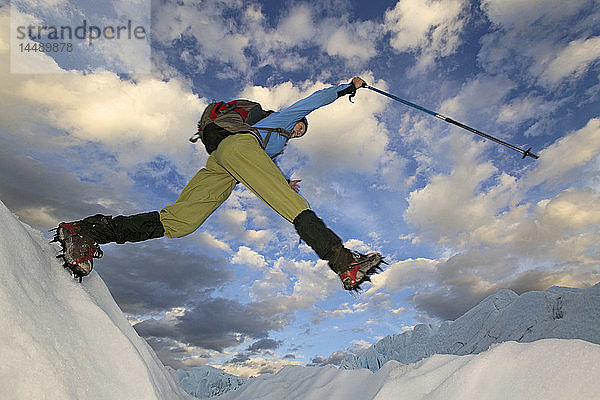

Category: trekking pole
[363, 85, 539, 160]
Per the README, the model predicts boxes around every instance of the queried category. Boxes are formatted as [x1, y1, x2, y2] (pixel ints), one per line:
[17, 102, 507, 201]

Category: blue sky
[2, 0, 599, 377]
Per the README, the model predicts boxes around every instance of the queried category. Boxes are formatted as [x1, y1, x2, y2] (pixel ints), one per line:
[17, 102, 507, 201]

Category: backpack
[190, 99, 273, 154]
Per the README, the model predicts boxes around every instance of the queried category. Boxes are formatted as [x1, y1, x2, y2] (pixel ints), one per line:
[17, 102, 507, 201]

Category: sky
[1, 0, 599, 378]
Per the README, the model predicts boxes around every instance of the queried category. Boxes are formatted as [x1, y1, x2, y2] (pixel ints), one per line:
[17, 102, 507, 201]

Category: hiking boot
[336, 251, 384, 291]
[292, 209, 385, 291]
[54, 221, 103, 280]
[52, 212, 164, 281]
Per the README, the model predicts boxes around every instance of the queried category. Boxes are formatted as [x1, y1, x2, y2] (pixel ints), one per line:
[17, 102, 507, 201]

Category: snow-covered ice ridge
[0, 201, 192, 399]
[174, 365, 246, 399]
[340, 282, 600, 371]
[218, 283, 600, 399]
[184, 282, 600, 399]
[220, 339, 600, 400]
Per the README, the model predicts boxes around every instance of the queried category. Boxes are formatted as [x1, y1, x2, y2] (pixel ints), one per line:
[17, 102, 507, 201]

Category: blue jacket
[253, 83, 353, 158]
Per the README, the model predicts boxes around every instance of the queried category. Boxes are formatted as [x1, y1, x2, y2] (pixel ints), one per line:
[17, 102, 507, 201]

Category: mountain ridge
[340, 282, 600, 371]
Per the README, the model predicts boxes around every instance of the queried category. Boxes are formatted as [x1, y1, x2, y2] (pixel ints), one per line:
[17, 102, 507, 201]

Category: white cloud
[214, 189, 277, 250]
[248, 260, 289, 300]
[232, 246, 267, 270]
[404, 161, 515, 245]
[384, 0, 468, 71]
[541, 36, 600, 85]
[274, 4, 315, 45]
[153, 2, 381, 76]
[312, 301, 370, 323]
[496, 95, 559, 125]
[239, 81, 304, 111]
[323, 21, 379, 63]
[391, 307, 408, 316]
[524, 118, 600, 188]
[393, 117, 600, 318]
[367, 258, 440, 294]
[13, 206, 57, 227]
[242, 229, 274, 250]
[12, 72, 204, 169]
[344, 239, 374, 254]
[537, 189, 600, 232]
[8, 8, 66, 74]
[248, 257, 339, 313]
[456, 188, 600, 267]
[1, 10, 205, 179]
[296, 82, 389, 173]
[15, 0, 69, 7]
[478, 0, 598, 86]
[241, 3, 315, 60]
[219, 208, 248, 229]
[197, 232, 232, 253]
[153, 1, 251, 72]
[250, 5, 380, 67]
[19, 75, 196, 142]
[440, 75, 516, 120]
[348, 339, 372, 354]
[285, 259, 339, 298]
[480, 0, 588, 29]
[10, 1, 152, 74]
[403, 119, 600, 253]
[218, 356, 301, 379]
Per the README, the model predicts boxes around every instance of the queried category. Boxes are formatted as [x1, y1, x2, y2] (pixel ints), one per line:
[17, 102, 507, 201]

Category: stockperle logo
[10, 0, 151, 74]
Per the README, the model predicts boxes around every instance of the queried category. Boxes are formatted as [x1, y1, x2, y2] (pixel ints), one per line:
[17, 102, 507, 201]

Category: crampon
[339, 252, 386, 292]
[50, 222, 103, 282]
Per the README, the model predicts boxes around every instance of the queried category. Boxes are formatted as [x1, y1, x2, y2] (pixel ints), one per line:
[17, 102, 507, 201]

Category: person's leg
[56, 155, 237, 278]
[292, 210, 383, 290]
[55, 211, 165, 279]
[160, 155, 238, 238]
[212, 134, 310, 222]
[75, 212, 165, 244]
[291, 209, 353, 272]
[211, 134, 354, 269]
[211, 134, 384, 290]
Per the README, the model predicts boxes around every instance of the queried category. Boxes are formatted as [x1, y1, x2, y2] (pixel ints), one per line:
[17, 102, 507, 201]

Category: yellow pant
[160, 134, 310, 238]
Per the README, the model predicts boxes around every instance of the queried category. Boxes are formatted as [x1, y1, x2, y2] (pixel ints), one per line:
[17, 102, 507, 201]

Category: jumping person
[54, 77, 383, 291]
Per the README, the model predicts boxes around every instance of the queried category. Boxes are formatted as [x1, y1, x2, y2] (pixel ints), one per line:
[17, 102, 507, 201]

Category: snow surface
[341, 283, 600, 370]
[2, 198, 600, 400]
[220, 339, 600, 400]
[0, 201, 191, 400]
[175, 282, 600, 399]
